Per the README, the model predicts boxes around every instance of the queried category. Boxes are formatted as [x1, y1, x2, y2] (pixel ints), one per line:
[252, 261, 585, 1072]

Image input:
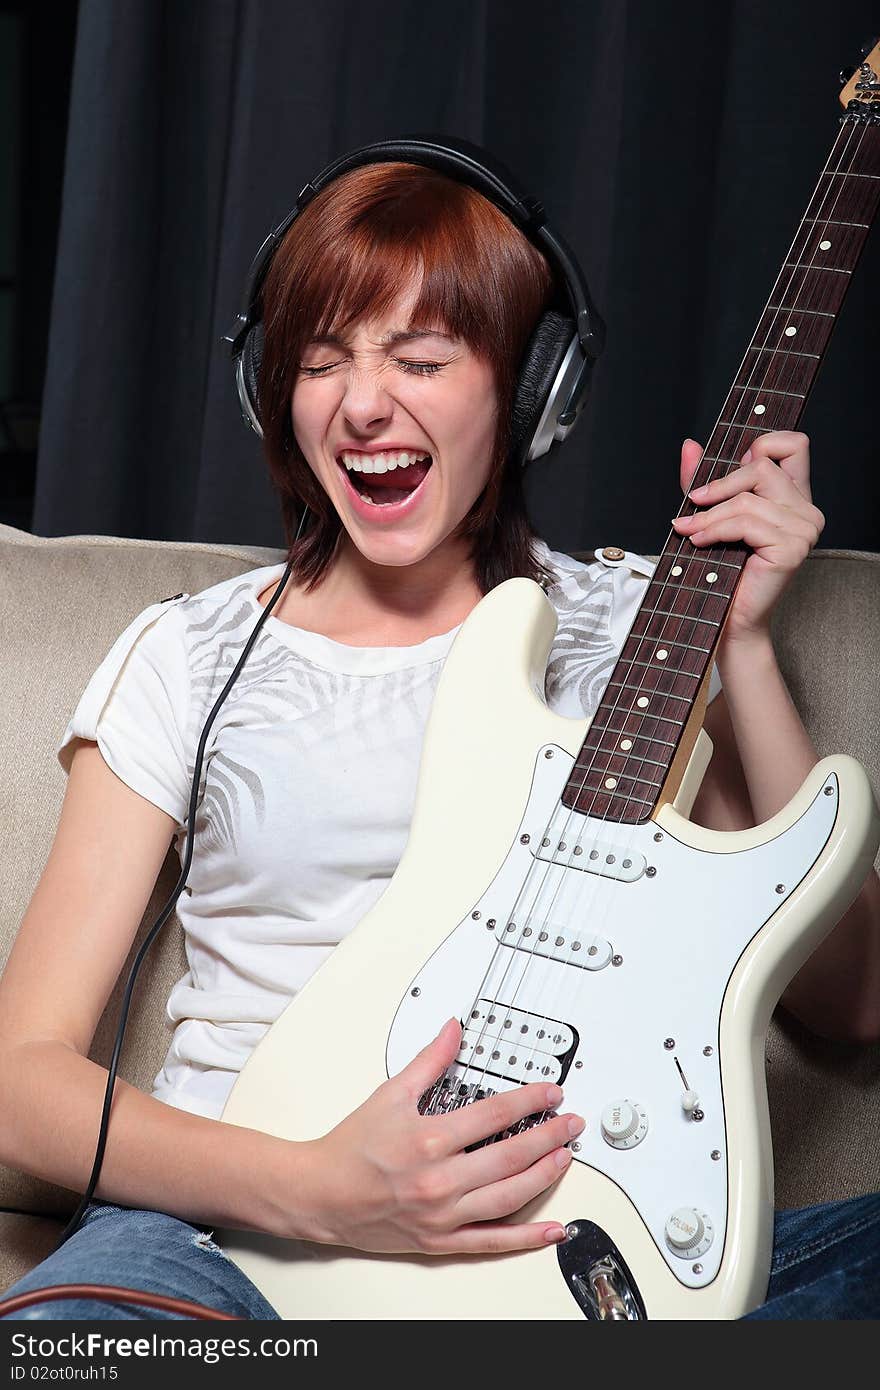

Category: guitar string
[423, 110, 865, 1130]
[422, 114, 866, 1158]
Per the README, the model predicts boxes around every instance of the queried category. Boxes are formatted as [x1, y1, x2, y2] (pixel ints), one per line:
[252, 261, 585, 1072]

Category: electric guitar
[218, 47, 880, 1319]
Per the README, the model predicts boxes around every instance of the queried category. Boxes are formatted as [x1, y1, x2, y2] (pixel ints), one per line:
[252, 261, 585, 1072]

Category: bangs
[290, 166, 534, 358]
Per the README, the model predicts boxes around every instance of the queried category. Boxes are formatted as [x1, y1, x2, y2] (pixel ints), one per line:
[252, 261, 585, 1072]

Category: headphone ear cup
[509, 309, 575, 466]
[240, 320, 264, 430]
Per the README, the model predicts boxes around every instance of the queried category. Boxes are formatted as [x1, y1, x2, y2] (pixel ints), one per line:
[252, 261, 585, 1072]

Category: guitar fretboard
[563, 104, 879, 824]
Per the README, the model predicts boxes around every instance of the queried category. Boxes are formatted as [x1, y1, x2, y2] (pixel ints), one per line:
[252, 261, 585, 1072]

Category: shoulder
[534, 539, 657, 631]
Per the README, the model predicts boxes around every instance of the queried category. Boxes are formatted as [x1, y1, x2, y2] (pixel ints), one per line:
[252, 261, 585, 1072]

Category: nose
[340, 362, 394, 434]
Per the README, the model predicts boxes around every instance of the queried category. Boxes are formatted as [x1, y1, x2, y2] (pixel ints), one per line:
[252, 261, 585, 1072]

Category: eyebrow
[306, 328, 456, 348]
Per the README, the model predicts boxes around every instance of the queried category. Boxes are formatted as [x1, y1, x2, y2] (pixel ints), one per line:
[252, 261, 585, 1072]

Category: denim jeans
[2, 1192, 879, 1320]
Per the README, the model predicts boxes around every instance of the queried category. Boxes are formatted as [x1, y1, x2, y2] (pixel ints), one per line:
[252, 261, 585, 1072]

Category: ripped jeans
[2, 1192, 880, 1320]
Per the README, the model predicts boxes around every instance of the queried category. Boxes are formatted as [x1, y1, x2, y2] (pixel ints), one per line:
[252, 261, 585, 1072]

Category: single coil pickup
[531, 834, 645, 882]
[493, 921, 612, 970]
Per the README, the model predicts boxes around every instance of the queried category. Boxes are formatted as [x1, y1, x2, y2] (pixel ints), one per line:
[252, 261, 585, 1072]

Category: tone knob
[665, 1207, 705, 1251]
[597, 1100, 639, 1145]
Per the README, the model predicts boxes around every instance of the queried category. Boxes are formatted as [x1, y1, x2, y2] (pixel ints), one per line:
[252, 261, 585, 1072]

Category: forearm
[0, 1039, 304, 1237]
[716, 630, 880, 1040]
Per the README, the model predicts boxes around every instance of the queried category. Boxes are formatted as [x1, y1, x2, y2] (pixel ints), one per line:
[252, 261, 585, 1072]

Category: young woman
[1, 158, 878, 1321]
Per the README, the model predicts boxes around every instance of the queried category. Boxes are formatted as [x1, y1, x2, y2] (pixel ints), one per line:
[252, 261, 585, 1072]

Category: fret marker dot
[656, 649, 668, 661]
[620, 738, 633, 750]
[671, 565, 683, 577]
[706, 572, 718, 584]
[785, 326, 797, 336]
[819, 239, 831, 250]
[637, 696, 650, 708]
[605, 777, 618, 789]
[753, 404, 766, 415]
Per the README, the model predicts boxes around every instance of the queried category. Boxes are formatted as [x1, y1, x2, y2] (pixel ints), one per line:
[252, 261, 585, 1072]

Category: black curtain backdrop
[31, 0, 879, 557]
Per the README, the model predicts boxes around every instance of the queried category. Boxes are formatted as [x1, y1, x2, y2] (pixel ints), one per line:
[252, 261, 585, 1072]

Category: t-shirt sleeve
[608, 558, 723, 703]
[56, 594, 193, 826]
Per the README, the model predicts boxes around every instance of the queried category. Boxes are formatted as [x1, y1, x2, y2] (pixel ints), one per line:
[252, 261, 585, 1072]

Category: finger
[397, 1018, 464, 1101]
[679, 438, 705, 497]
[454, 1147, 573, 1226]
[450, 1112, 584, 1195]
[437, 1081, 564, 1151]
[745, 431, 812, 501]
[672, 509, 792, 552]
[426, 1216, 568, 1256]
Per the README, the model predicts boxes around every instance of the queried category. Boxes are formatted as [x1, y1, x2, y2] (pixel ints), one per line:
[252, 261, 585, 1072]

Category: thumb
[398, 1017, 463, 1101]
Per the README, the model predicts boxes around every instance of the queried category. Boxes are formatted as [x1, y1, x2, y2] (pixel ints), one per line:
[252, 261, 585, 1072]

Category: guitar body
[220, 579, 880, 1319]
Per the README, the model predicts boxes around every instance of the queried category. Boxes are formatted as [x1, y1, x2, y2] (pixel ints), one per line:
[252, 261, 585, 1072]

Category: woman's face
[290, 277, 498, 571]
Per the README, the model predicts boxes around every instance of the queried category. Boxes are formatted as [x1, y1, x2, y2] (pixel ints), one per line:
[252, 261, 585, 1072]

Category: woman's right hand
[288, 1017, 585, 1255]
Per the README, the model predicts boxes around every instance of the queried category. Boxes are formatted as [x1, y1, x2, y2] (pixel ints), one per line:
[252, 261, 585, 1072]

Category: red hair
[258, 160, 558, 592]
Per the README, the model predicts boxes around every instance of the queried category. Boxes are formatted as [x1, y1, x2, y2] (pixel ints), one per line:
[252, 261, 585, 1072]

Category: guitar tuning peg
[859, 38, 878, 60]
[839, 65, 856, 85]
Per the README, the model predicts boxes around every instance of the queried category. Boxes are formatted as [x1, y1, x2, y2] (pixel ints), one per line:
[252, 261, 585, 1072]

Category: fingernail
[684, 437, 698, 447]
[545, 1085, 563, 1107]
[544, 1224, 567, 1243]
[568, 1115, 586, 1137]
[554, 1147, 573, 1169]
[688, 484, 707, 497]
[742, 448, 753, 463]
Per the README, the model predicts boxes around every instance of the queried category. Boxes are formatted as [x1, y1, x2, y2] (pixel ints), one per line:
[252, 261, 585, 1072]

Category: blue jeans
[2, 1193, 879, 1319]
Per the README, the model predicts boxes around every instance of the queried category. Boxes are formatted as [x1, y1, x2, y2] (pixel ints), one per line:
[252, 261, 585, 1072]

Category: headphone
[223, 133, 605, 469]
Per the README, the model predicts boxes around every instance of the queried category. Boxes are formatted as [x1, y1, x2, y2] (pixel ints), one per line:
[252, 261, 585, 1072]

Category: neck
[320, 532, 482, 627]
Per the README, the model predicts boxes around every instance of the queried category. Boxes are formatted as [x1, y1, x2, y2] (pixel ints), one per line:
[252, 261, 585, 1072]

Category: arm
[672, 430, 880, 1043]
[0, 742, 295, 1235]
[0, 743, 577, 1252]
[690, 682, 880, 1042]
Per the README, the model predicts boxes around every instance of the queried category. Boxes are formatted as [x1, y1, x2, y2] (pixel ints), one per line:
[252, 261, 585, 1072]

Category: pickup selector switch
[601, 1099, 648, 1149]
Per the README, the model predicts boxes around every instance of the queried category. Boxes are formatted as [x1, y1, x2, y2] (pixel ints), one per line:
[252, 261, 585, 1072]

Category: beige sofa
[1, 520, 878, 1292]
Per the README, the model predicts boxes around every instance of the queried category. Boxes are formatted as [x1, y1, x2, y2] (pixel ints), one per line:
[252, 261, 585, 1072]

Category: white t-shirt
[57, 543, 721, 1120]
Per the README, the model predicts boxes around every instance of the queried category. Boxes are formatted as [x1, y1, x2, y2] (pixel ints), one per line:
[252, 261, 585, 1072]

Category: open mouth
[337, 450, 433, 508]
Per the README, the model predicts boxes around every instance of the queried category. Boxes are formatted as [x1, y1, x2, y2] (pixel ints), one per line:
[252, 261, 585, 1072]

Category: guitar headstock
[839, 38, 880, 116]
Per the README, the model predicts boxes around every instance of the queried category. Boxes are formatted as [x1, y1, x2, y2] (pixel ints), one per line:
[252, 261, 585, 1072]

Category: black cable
[52, 511, 308, 1252]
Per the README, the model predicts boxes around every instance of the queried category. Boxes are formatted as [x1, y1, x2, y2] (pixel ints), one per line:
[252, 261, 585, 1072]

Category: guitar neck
[563, 77, 880, 826]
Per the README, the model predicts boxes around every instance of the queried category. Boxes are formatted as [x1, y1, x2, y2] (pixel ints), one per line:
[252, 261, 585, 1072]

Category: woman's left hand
[671, 431, 825, 647]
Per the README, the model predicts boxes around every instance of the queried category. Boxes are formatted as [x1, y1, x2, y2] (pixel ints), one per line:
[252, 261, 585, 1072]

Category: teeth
[340, 449, 430, 473]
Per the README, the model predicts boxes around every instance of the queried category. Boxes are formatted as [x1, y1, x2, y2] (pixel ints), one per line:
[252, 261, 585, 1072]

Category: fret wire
[658, 544, 739, 561]
[621, 658, 701, 679]
[732, 384, 806, 398]
[625, 632, 712, 654]
[575, 749, 669, 770]
[718, 421, 773, 432]
[606, 679, 691, 705]
[594, 703, 682, 726]
[574, 768, 664, 790]
[649, 608, 719, 626]
[767, 304, 834, 317]
[565, 788, 655, 811]
[585, 722, 678, 749]
[826, 170, 879, 179]
[648, 581, 732, 598]
[783, 260, 850, 275]
[748, 346, 821, 359]
[803, 217, 869, 228]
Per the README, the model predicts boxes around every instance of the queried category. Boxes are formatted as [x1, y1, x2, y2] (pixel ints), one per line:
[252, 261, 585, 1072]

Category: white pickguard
[388, 746, 839, 1290]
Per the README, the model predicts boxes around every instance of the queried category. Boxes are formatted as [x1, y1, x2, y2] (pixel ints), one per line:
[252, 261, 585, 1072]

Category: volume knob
[600, 1099, 648, 1148]
[665, 1208, 705, 1250]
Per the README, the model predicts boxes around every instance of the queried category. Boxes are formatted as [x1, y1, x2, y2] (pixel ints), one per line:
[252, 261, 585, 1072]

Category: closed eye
[299, 359, 444, 377]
